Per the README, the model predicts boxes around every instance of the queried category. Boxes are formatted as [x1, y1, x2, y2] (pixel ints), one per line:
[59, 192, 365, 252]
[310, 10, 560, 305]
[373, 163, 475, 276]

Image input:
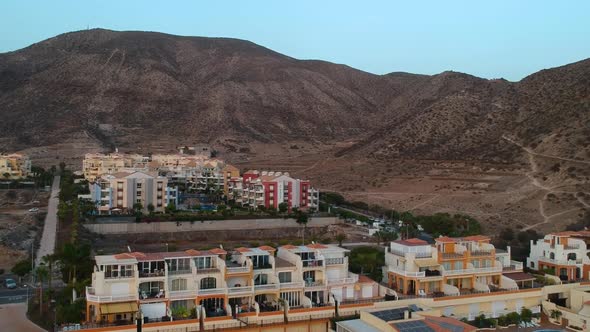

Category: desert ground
[0, 189, 48, 271]
[18, 134, 590, 237]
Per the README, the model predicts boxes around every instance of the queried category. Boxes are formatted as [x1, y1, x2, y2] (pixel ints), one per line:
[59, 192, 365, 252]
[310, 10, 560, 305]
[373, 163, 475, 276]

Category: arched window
[530, 262, 535, 268]
[549, 252, 555, 260]
[567, 253, 576, 261]
[200, 277, 216, 289]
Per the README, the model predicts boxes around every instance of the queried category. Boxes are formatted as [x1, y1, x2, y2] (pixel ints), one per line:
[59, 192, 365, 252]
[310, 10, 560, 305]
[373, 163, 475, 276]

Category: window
[136, 191, 142, 196]
[254, 274, 268, 285]
[136, 183, 142, 189]
[200, 277, 216, 289]
[550, 252, 555, 260]
[195, 257, 213, 269]
[530, 262, 535, 268]
[171, 279, 187, 291]
[117, 182, 123, 190]
[136, 199, 141, 204]
[157, 182, 163, 190]
[117, 199, 123, 207]
[303, 271, 315, 282]
[278, 272, 292, 283]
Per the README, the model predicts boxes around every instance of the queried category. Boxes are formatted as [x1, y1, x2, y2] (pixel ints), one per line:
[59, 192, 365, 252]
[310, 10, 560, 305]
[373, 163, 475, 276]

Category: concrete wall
[84, 217, 339, 234]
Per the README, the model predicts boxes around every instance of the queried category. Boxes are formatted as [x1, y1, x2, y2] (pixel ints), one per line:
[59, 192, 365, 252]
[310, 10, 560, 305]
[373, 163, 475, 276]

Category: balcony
[326, 275, 359, 286]
[254, 283, 279, 291]
[538, 256, 581, 266]
[253, 263, 273, 270]
[503, 260, 524, 271]
[198, 288, 226, 296]
[470, 250, 494, 257]
[86, 287, 136, 303]
[442, 265, 502, 276]
[279, 281, 305, 289]
[304, 280, 326, 290]
[441, 252, 465, 259]
[168, 289, 198, 299]
[226, 266, 251, 274]
[168, 269, 192, 276]
[139, 270, 165, 278]
[388, 266, 425, 278]
[139, 290, 165, 301]
[197, 267, 220, 274]
[325, 257, 345, 265]
[302, 260, 324, 268]
[104, 271, 134, 279]
[389, 249, 432, 258]
[228, 286, 254, 295]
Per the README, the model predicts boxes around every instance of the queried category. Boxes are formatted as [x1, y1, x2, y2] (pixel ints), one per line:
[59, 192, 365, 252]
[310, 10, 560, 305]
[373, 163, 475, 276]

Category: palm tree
[41, 254, 56, 293]
[36, 266, 49, 314]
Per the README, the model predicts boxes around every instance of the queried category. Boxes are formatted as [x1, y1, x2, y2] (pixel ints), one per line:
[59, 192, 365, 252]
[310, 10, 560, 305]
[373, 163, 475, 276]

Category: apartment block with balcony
[230, 170, 319, 211]
[384, 236, 526, 297]
[0, 153, 31, 179]
[86, 171, 173, 215]
[83, 153, 149, 182]
[86, 243, 381, 325]
[277, 244, 378, 307]
[527, 231, 590, 281]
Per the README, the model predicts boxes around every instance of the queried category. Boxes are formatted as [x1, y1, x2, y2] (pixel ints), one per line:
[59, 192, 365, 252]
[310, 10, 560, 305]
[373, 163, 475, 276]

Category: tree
[520, 308, 532, 323]
[36, 265, 49, 314]
[165, 202, 177, 214]
[335, 233, 347, 247]
[12, 259, 32, 278]
[296, 212, 309, 225]
[278, 202, 288, 214]
[147, 203, 155, 215]
[133, 202, 143, 213]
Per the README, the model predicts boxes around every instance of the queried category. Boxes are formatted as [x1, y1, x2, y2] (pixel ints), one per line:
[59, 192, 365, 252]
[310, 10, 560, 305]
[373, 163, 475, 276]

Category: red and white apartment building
[227, 170, 319, 211]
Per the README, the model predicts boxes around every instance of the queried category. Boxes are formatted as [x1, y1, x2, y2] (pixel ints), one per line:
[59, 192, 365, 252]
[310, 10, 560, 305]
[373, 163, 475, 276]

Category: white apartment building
[527, 231, 590, 281]
[86, 171, 176, 214]
[85, 244, 378, 324]
[384, 236, 528, 297]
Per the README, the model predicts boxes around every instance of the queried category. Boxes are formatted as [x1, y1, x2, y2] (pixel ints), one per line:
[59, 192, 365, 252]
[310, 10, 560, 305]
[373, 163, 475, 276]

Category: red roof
[435, 236, 455, 243]
[307, 243, 329, 249]
[209, 248, 227, 255]
[394, 238, 428, 246]
[235, 247, 251, 253]
[258, 245, 276, 252]
[423, 316, 477, 332]
[358, 275, 376, 284]
[281, 245, 298, 249]
[462, 235, 490, 242]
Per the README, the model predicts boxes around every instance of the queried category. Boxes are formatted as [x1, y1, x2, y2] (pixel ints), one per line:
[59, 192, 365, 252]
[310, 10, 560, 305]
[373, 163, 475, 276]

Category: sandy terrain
[0, 189, 49, 271]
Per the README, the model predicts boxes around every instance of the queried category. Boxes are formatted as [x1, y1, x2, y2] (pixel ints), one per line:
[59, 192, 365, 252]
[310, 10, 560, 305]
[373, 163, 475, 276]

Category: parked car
[28, 208, 39, 213]
[5, 278, 17, 289]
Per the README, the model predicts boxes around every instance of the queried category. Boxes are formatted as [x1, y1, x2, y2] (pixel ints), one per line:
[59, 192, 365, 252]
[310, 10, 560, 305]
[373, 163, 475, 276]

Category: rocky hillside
[0, 29, 588, 166]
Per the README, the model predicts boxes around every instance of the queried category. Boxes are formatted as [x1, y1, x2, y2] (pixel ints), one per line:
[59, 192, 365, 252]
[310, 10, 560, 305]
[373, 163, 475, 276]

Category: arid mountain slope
[0, 29, 588, 167]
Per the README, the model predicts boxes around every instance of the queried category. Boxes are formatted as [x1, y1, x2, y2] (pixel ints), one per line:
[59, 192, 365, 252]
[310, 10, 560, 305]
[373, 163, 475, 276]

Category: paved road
[0, 288, 30, 304]
[36, 176, 60, 266]
[0, 303, 46, 332]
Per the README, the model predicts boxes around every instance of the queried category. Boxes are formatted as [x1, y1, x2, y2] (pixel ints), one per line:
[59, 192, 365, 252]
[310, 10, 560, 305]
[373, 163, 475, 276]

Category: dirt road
[35, 176, 60, 266]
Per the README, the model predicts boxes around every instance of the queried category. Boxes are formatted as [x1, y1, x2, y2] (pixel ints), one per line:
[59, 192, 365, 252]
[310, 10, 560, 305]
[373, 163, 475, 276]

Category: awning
[100, 302, 139, 315]
[415, 259, 440, 268]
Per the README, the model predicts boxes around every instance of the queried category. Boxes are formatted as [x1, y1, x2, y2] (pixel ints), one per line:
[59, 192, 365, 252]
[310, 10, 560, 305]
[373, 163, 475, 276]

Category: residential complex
[527, 230, 590, 281]
[84, 171, 177, 215]
[85, 244, 377, 324]
[227, 170, 319, 211]
[384, 236, 527, 297]
[0, 153, 31, 179]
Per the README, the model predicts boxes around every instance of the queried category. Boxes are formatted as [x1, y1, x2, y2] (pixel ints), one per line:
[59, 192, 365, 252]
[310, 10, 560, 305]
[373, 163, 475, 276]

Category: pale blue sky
[1, 1, 589, 81]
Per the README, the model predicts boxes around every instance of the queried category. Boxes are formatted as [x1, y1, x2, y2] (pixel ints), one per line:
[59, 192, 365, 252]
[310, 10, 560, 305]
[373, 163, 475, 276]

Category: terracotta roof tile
[258, 245, 276, 252]
[209, 248, 227, 255]
[235, 247, 251, 253]
[281, 245, 298, 249]
[306, 243, 328, 249]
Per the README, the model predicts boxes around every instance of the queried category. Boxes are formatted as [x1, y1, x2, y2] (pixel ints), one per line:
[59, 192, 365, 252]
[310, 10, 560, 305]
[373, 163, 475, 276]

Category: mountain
[0, 29, 588, 168]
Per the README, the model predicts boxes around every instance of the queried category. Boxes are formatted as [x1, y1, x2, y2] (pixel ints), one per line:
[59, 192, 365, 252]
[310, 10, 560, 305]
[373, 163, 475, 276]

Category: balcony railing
[470, 250, 494, 257]
[304, 280, 325, 288]
[198, 288, 226, 296]
[279, 281, 305, 289]
[168, 290, 198, 299]
[441, 252, 465, 259]
[326, 275, 359, 286]
[253, 263, 273, 270]
[86, 287, 137, 303]
[325, 258, 345, 265]
[139, 270, 165, 278]
[227, 266, 251, 274]
[442, 265, 502, 276]
[538, 256, 580, 266]
[228, 286, 254, 295]
[503, 260, 524, 271]
[302, 260, 324, 268]
[104, 272, 134, 279]
[254, 283, 279, 291]
[168, 269, 192, 276]
[388, 266, 425, 278]
[389, 249, 432, 258]
[196, 267, 220, 274]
